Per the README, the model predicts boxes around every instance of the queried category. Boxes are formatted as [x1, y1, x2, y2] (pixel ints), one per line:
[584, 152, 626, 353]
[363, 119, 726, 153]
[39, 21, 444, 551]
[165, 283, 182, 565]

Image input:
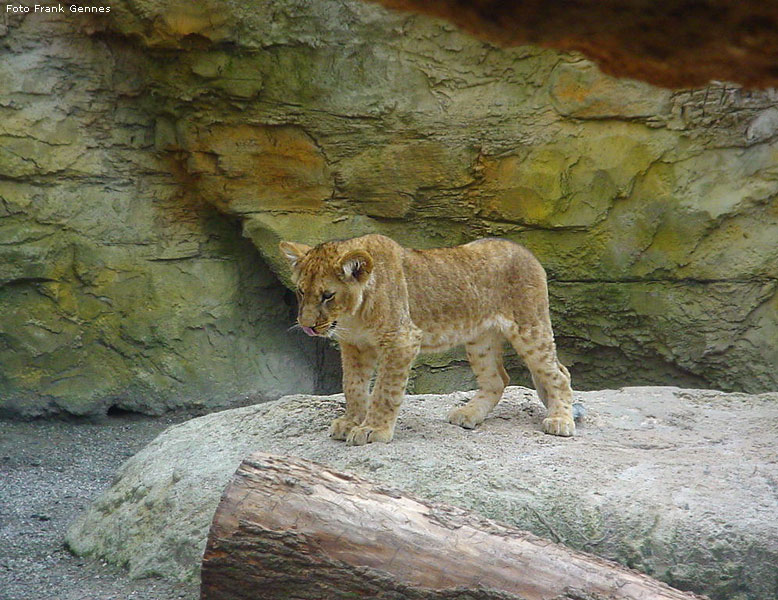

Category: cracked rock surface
[66, 386, 778, 600]
[96, 0, 778, 396]
[2, 0, 777, 418]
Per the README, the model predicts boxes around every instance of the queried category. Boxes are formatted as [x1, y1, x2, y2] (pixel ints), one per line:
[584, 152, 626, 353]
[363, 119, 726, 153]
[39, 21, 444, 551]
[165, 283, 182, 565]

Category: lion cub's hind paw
[346, 424, 394, 446]
[542, 416, 575, 437]
[448, 405, 486, 430]
[329, 416, 360, 441]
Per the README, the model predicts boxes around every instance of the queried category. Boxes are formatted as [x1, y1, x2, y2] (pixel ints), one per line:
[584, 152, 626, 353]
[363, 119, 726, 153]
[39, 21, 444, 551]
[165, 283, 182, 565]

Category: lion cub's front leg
[330, 343, 377, 440]
[346, 337, 419, 446]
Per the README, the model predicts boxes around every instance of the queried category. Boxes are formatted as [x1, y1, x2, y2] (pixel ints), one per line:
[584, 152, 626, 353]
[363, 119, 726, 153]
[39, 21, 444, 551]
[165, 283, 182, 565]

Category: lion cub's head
[279, 240, 373, 338]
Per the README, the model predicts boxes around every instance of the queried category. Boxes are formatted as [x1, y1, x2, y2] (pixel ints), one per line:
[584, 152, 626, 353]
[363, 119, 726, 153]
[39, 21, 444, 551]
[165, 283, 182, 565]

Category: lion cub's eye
[322, 291, 335, 302]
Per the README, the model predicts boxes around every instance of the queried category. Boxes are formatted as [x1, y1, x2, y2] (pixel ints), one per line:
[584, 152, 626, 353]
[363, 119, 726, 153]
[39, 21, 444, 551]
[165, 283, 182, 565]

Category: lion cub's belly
[419, 318, 503, 353]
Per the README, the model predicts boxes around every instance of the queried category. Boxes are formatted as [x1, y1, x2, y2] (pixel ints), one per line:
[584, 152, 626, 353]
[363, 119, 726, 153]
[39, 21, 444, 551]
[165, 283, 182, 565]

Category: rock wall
[1, 0, 776, 416]
[110, 0, 778, 393]
[0, 8, 339, 417]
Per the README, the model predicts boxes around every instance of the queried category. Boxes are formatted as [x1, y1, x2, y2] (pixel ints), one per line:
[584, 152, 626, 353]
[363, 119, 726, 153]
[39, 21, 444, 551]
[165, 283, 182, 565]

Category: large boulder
[66, 386, 778, 600]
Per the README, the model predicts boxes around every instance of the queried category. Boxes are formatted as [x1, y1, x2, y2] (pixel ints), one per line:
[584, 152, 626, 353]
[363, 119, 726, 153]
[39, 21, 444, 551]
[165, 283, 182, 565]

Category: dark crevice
[106, 404, 144, 418]
[0, 277, 58, 288]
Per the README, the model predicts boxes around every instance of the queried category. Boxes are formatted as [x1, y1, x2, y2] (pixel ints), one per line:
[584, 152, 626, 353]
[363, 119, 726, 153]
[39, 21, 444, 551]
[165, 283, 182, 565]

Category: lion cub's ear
[338, 250, 373, 283]
[279, 241, 312, 268]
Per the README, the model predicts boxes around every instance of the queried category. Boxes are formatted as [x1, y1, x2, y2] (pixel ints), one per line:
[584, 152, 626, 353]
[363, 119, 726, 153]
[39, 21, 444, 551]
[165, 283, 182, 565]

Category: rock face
[2, 0, 777, 417]
[0, 9, 340, 417]
[110, 0, 778, 395]
[65, 386, 778, 600]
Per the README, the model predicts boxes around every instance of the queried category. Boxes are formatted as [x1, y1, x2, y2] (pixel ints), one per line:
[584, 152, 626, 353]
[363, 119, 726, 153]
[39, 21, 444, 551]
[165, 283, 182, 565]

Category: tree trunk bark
[201, 452, 705, 600]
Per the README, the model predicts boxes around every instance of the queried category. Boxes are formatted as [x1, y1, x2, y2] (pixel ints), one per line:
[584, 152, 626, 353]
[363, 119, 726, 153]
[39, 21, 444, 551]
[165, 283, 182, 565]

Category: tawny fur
[280, 234, 575, 446]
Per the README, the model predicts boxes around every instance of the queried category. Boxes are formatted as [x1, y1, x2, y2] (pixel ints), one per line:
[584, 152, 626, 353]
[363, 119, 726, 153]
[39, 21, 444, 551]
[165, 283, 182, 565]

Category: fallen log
[201, 452, 706, 600]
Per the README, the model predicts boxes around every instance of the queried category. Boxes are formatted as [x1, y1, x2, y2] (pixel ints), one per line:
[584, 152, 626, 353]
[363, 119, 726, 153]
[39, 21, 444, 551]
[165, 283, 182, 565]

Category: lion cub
[280, 234, 575, 446]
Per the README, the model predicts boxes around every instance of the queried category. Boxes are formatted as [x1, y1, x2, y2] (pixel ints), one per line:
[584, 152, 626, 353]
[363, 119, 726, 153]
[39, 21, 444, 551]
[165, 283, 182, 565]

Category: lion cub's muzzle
[300, 321, 337, 337]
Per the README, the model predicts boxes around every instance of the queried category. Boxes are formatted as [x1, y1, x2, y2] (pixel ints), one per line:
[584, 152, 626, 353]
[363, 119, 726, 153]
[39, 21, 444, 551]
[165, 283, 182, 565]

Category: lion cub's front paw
[542, 416, 575, 437]
[448, 405, 486, 430]
[330, 416, 361, 441]
[346, 424, 394, 446]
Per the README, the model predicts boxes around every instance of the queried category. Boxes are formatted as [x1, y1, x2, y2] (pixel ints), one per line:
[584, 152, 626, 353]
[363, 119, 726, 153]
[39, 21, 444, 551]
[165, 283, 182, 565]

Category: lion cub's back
[402, 238, 546, 324]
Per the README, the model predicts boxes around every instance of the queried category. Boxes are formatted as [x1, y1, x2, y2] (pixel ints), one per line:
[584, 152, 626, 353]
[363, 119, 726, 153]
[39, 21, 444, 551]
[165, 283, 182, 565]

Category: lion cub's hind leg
[504, 321, 575, 437]
[449, 330, 509, 429]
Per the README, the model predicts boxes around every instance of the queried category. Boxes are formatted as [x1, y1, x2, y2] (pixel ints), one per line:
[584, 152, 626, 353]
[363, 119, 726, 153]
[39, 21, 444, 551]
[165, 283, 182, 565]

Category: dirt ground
[0, 414, 199, 600]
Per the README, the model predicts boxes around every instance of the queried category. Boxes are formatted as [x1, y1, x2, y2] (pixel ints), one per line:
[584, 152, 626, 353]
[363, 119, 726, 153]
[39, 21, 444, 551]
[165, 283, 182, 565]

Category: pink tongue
[302, 326, 317, 336]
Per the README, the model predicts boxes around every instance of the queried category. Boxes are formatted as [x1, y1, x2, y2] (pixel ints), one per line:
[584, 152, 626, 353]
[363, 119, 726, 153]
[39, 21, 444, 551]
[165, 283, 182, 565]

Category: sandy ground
[0, 414, 199, 600]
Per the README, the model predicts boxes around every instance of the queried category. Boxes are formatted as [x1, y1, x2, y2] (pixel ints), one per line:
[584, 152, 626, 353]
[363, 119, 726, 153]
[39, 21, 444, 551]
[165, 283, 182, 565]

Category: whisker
[329, 323, 351, 341]
[331, 330, 348, 341]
